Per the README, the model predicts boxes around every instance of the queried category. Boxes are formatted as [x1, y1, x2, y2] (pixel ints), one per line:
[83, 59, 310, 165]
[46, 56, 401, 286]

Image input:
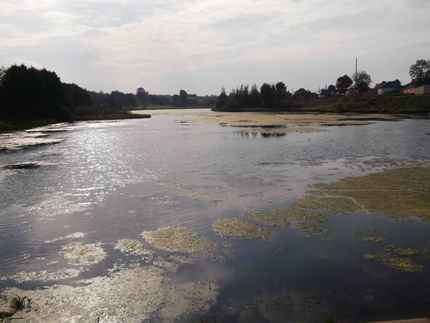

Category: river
[1, 109, 430, 322]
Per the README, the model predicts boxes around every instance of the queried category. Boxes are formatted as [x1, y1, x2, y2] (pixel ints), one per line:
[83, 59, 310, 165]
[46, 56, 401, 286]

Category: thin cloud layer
[1, 0, 429, 94]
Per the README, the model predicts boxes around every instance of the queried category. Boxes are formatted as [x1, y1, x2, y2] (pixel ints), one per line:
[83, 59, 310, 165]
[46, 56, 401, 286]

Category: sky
[1, 0, 429, 95]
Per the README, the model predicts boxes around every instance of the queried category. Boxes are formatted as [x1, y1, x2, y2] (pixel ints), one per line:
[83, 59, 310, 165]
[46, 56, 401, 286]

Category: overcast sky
[1, 0, 429, 95]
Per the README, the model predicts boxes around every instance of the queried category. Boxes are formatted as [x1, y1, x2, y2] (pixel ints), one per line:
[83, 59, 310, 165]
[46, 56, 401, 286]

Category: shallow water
[1, 110, 430, 322]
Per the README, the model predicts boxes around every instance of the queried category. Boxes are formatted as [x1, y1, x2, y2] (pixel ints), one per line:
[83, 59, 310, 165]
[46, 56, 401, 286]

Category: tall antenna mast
[355, 57, 358, 75]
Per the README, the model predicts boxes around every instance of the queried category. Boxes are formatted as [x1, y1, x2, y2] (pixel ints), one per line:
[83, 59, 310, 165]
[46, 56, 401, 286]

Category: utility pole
[355, 57, 358, 76]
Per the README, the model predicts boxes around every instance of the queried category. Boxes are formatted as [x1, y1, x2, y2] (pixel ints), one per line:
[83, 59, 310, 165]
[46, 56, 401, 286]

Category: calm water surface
[1, 110, 430, 322]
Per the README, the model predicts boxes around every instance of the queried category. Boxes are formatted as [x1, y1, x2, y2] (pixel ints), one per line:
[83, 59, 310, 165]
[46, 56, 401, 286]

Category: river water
[1, 109, 430, 322]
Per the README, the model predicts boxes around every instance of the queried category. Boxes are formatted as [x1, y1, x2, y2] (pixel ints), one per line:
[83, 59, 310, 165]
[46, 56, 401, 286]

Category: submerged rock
[62, 242, 106, 267]
[212, 218, 271, 240]
[142, 226, 215, 255]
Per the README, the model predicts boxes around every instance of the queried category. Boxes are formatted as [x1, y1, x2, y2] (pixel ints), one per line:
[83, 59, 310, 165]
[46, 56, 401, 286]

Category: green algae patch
[364, 245, 424, 272]
[364, 253, 424, 272]
[114, 239, 153, 258]
[249, 207, 329, 236]
[384, 245, 420, 257]
[212, 218, 271, 240]
[142, 226, 214, 255]
[62, 242, 107, 267]
[310, 166, 430, 221]
[249, 166, 430, 237]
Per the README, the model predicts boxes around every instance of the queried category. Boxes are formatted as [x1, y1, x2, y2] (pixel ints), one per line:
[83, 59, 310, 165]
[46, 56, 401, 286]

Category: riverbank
[214, 95, 430, 115]
[0, 112, 151, 133]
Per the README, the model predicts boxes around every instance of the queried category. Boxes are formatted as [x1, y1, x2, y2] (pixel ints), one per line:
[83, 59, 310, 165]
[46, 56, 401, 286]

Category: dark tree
[215, 88, 228, 109]
[336, 75, 353, 94]
[293, 88, 318, 100]
[1, 65, 65, 119]
[409, 59, 430, 86]
[328, 84, 337, 96]
[249, 84, 261, 107]
[275, 82, 287, 105]
[353, 71, 372, 92]
[136, 87, 148, 106]
[260, 83, 275, 108]
[63, 83, 92, 113]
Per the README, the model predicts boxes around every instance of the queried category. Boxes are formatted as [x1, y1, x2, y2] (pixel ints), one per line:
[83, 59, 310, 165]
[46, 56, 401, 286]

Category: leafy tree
[215, 88, 228, 109]
[136, 87, 148, 106]
[336, 75, 353, 94]
[293, 88, 318, 100]
[275, 81, 287, 105]
[0, 67, 5, 84]
[179, 89, 188, 100]
[63, 83, 92, 113]
[353, 71, 372, 92]
[1, 65, 65, 119]
[409, 59, 430, 86]
[249, 84, 261, 107]
[260, 83, 275, 108]
[328, 84, 336, 95]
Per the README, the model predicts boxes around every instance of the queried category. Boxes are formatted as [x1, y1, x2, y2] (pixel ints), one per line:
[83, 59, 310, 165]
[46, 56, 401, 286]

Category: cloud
[1, 0, 429, 94]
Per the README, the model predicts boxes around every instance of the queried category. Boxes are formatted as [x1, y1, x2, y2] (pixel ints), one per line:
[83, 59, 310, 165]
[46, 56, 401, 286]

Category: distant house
[402, 84, 430, 95]
[415, 84, 430, 96]
[402, 84, 416, 95]
[375, 80, 402, 95]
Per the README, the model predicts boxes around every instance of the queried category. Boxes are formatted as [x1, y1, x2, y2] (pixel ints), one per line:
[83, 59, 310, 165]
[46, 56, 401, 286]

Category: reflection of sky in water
[1, 114, 430, 321]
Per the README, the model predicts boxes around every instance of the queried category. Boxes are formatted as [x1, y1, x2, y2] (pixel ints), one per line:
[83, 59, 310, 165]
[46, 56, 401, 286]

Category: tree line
[215, 82, 320, 111]
[214, 71, 374, 110]
[0, 64, 215, 121]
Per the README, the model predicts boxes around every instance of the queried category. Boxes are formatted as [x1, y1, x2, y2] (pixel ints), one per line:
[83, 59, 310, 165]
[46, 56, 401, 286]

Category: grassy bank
[300, 95, 430, 114]
[0, 112, 151, 133]
[0, 119, 57, 133]
[214, 95, 430, 115]
[74, 112, 151, 121]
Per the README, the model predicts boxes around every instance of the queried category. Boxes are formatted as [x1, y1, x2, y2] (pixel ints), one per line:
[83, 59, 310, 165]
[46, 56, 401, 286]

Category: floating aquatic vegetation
[309, 166, 430, 221]
[1, 268, 81, 284]
[212, 218, 271, 240]
[296, 195, 363, 214]
[114, 239, 153, 259]
[62, 242, 106, 267]
[3, 264, 220, 323]
[364, 253, 424, 272]
[3, 266, 166, 323]
[252, 166, 430, 236]
[196, 111, 399, 128]
[364, 244, 424, 272]
[142, 226, 215, 255]
[384, 246, 420, 257]
[249, 207, 329, 236]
